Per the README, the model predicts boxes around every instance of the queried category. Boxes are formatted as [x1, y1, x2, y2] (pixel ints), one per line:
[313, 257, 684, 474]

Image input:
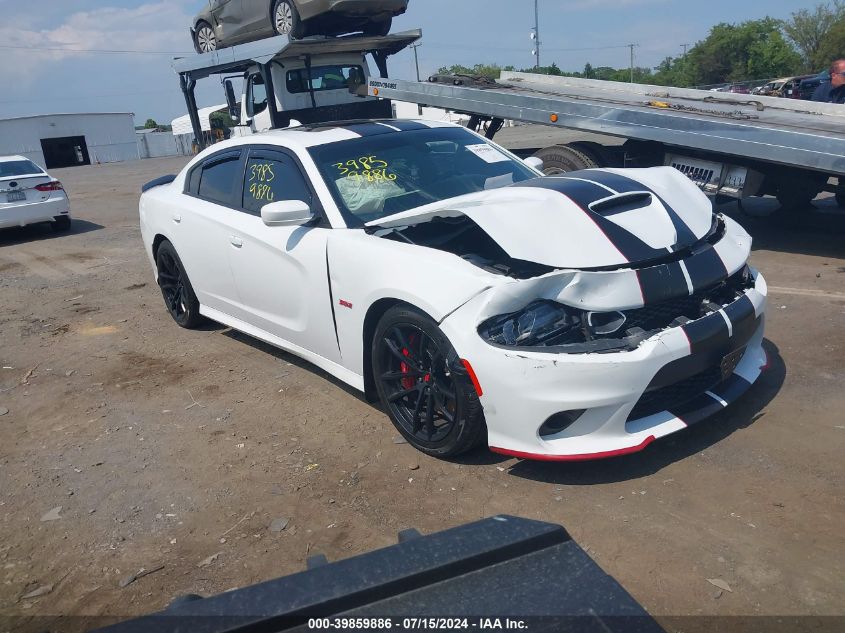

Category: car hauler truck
[173, 30, 845, 209]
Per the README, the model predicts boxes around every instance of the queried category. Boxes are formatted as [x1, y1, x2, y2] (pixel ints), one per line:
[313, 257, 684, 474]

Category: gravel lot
[1, 139, 844, 631]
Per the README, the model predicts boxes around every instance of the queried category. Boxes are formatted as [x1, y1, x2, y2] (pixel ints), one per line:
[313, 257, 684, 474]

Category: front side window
[307, 126, 538, 225]
[0, 160, 44, 178]
[197, 153, 241, 206]
[241, 152, 312, 215]
[286, 65, 364, 93]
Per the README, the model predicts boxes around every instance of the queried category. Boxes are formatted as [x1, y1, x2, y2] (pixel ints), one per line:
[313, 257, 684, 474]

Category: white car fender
[326, 229, 505, 378]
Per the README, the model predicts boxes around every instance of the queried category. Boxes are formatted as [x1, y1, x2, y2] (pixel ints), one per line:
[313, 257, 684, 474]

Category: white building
[0, 113, 138, 169]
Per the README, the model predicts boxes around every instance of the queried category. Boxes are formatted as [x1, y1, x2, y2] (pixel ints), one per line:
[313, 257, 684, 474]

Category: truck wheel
[776, 181, 817, 210]
[532, 144, 598, 175]
[273, 0, 304, 38]
[567, 141, 619, 168]
[194, 21, 217, 53]
[372, 305, 486, 458]
[364, 18, 392, 37]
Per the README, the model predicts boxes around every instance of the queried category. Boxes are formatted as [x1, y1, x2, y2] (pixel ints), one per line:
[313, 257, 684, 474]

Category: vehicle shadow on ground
[490, 338, 786, 485]
[719, 197, 845, 259]
[221, 328, 369, 402]
[0, 219, 103, 247]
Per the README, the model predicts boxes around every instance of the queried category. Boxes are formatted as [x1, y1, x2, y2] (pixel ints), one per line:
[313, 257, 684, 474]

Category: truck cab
[173, 30, 421, 146]
[235, 51, 375, 134]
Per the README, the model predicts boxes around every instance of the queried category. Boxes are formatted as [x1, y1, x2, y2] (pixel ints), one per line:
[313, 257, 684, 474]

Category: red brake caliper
[400, 334, 430, 390]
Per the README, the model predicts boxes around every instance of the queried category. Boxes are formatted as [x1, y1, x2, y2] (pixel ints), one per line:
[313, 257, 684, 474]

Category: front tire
[194, 21, 217, 53]
[372, 305, 486, 458]
[155, 241, 203, 329]
[273, 0, 304, 39]
[364, 17, 392, 37]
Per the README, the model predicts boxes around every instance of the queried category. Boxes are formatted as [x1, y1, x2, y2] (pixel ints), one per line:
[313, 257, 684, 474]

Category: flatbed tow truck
[173, 29, 845, 209]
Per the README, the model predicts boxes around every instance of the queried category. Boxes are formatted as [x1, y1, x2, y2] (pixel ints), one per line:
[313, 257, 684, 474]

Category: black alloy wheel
[373, 306, 485, 457]
[155, 241, 203, 328]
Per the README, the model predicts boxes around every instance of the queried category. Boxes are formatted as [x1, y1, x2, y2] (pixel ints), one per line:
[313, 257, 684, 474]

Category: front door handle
[172, 214, 181, 224]
[229, 236, 243, 248]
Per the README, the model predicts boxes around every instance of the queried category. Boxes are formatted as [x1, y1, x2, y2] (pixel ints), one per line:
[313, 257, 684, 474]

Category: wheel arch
[152, 233, 169, 262]
[361, 297, 430, 402]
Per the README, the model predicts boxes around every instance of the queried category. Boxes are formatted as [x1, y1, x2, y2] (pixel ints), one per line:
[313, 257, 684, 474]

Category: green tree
[816, 16, 845, 67]
[785, 1, 845, 71]
[144, 118, 158, 129]
[210, 111, 236, 129]
[686, 18, 802, 85]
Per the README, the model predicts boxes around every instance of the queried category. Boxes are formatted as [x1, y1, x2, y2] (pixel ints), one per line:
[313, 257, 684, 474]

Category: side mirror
[261, 200, 314, 227]
[224, 79, 240, 122]
[525, 156, 544, 171]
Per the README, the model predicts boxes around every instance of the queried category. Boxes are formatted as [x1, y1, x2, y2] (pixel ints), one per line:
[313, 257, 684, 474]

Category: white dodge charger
[139, 120, 767, 461]
[0, 155, 71, 232]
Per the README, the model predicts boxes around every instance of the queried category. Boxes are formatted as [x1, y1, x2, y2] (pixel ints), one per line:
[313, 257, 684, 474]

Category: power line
[0, 44, 193, 55]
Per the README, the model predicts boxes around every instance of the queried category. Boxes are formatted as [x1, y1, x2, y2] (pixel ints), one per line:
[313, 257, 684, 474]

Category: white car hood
[368, 167, 714, 269]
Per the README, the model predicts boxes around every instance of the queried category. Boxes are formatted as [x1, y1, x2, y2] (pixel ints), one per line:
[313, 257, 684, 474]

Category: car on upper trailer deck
[192, 0, 409, 53]
[139, 120, 767, 461]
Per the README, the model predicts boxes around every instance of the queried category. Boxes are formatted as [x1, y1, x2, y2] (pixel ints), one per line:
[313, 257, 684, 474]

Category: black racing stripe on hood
[577, 169, 699, 250]
[514, 177, 665, 263]
[385, 120, 430, 131]
[685, 244, 729, 292]
[637, 262, 690, 304]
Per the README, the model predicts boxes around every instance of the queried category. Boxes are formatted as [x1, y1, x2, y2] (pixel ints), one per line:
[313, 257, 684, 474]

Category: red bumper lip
[490, 435, 656, 462]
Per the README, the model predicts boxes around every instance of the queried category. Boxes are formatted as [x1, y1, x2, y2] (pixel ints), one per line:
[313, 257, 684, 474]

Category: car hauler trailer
[173, 32, 845, 208]
[364, 71, 845, 208]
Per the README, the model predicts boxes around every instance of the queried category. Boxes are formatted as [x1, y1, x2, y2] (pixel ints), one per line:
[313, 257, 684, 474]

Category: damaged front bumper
[440, 266, 768, 461]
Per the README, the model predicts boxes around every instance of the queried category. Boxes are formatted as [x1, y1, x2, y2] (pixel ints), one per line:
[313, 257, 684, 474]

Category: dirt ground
[1, 143, 844, 632]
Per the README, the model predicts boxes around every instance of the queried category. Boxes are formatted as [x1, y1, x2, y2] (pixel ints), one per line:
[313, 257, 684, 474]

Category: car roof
[0, 155, 34, 163]
[205, 119, 464, 155]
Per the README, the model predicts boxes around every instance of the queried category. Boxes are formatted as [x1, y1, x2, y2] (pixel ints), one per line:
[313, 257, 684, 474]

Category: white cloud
[0, 1, 197, 84]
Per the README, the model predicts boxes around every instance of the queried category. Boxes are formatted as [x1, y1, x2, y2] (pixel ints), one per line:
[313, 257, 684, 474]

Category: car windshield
[307, 126, 538, 226]
[0, 159, 44, 178]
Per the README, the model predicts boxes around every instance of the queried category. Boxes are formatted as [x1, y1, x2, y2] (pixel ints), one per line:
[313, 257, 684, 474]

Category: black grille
[621, 268, 752, 335]
[627, 366, 722, 421]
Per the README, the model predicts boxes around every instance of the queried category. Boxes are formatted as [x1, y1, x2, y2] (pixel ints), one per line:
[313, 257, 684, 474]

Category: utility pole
[530, 0, 541, 70]
[410, 41, 422, 115]
[628, 43, 635, 83]
[681, 43, 689, 57]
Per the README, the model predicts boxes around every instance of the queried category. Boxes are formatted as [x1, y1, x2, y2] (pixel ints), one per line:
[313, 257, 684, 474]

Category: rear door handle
[229, 236, 243, 248]
[172, 214, 181, 224]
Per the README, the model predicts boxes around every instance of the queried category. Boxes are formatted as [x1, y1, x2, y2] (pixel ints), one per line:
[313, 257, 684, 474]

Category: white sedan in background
[139, 120, 767, 461]
[0, 155, 71, 232]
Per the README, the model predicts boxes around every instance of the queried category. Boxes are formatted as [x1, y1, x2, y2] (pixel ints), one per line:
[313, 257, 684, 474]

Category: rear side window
[197, 153, 242, 206]
[241, 152, 312, 215]
[286, 65, 364, 93]
[0, 160, 44, 178]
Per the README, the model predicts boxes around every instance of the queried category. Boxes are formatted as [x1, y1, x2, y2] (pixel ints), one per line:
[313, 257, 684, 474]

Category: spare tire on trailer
[531, 144, 598, 175]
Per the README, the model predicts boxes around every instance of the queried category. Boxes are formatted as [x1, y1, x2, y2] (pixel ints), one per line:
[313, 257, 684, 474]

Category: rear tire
[372, 305, 486, 458]
[155, 240, 204, 329]
[273, 0, 304, 39]
[194, 21, 217, 53]
[531, 144, 598, 175]
[52, 215, 71, 232]
[364, 17, 392, 36]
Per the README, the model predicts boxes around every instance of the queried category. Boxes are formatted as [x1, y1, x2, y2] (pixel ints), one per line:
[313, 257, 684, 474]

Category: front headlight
[478, 300, 583, 347]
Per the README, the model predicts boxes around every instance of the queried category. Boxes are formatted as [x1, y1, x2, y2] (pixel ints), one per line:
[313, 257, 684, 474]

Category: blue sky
[0, 0, 822, 124]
